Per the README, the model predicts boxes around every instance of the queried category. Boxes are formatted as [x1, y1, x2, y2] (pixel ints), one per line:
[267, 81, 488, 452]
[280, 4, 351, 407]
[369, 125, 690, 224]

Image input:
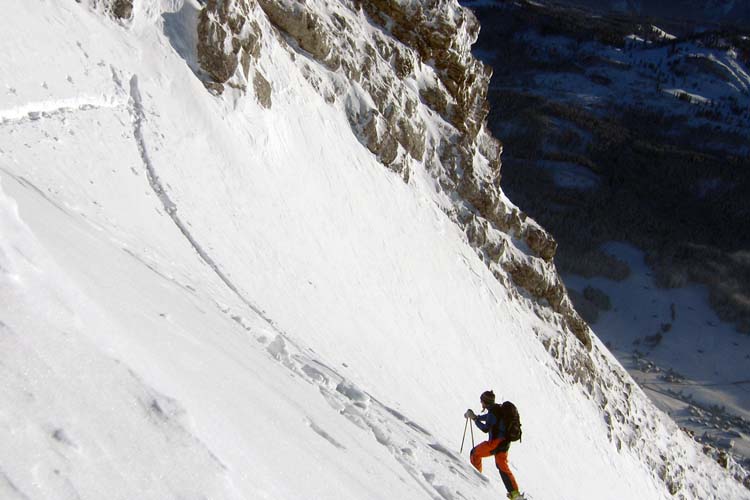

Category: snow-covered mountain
[537, 0, 750, 28]
[461, 0, 750, 480]
[0, 0, 746, 499]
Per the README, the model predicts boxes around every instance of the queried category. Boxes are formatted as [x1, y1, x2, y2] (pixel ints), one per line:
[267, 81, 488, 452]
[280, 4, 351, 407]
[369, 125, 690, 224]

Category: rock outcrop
[112, 0, 133, 19]
[77, 0, 133, 20]
[357, 0, 490, 137]
[229, 0, 591, 349]
[83, 0, 590, 349]
[347, 1, 589, 346]
[257, 0, 338, 70]
[191, 0, 590, 346]
[196, 0, 270, 106]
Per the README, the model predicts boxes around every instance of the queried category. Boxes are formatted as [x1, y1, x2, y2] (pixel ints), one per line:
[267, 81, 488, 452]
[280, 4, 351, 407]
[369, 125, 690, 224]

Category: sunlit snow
[0, 1, 746, 499]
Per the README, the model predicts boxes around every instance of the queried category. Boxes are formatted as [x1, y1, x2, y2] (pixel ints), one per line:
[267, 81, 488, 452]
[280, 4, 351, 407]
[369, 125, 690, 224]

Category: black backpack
[490, 401, 522, 442]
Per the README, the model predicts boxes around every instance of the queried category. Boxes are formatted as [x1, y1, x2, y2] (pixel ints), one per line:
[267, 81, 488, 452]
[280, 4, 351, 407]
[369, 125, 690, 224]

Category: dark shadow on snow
[162, 2, 205, 81]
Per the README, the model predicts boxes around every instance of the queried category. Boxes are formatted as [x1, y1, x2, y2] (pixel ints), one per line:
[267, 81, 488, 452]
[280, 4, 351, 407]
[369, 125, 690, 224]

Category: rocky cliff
[195, 0, 591, 352]
[62, 0, 750, 495]
[189, 2, 750, 491]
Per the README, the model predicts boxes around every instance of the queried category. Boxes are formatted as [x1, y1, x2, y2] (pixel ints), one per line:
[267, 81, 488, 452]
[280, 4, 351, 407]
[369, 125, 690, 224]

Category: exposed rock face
[144, 0, 594, 350]
[253, 71, 272, 109]
[257, 0, 338, 70]
[245, 0, 590, 349]
[358, 110, 400, 165]
[197, 0, 269, 104]
[503, 258, 590, 345]
[525, 226, 558, 262]
[78, 0, 133, 20]
[112, 0, 133, 19]
[358, 0, 490, 137]
[191, 0, 589, 346]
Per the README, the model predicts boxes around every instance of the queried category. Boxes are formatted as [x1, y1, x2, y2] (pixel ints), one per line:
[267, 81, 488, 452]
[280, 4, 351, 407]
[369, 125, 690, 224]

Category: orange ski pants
[470, 439, 519, 493]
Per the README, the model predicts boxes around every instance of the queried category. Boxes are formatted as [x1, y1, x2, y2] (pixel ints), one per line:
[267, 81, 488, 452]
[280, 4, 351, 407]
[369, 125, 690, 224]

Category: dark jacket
[475, 405, 506, 441]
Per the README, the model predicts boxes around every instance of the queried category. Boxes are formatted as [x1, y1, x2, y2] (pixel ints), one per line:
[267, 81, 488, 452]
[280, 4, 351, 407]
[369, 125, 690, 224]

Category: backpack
[490, 401, 522, 442]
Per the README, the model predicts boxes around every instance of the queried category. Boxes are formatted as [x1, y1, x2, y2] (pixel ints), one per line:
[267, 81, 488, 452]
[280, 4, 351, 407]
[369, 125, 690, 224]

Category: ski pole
[470, 416, 475, 448]
[460, 416, 469, 453]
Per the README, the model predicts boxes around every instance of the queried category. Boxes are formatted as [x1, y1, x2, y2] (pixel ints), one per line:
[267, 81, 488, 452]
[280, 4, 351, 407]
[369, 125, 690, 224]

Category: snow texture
[0, 1, 746, 499]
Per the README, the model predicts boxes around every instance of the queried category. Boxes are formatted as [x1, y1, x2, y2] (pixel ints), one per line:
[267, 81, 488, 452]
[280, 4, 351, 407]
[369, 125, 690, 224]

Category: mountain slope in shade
[460, 0, 750, 474]
[537, 0, 750, 28]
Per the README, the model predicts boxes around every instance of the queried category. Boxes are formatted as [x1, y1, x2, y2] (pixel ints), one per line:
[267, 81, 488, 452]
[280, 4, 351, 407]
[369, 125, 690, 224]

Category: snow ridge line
[0, 95, 126, 124]
[127, 74, 274, 327]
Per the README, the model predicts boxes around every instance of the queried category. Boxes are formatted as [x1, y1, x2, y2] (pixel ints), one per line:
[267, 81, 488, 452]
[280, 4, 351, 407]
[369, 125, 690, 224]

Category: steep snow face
[196, 0, 592, 348]
[0, 1, 747, 500]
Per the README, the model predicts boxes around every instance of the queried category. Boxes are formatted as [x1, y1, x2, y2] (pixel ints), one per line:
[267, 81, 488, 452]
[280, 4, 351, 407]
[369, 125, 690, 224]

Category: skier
[464, 390, 522, 500]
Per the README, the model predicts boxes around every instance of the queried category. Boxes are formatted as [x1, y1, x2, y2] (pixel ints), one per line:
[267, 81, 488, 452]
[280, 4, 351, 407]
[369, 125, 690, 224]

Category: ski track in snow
[2, 154, 504, 500]
[0, 470, 31, 500]
[123, 73, 488, 500]
[227, 311, 492, 500]
[0, 95, 127, 125]
[0, 71, 490, 499]
[5, 1, 745, 496]
[126, 73, 278, 329]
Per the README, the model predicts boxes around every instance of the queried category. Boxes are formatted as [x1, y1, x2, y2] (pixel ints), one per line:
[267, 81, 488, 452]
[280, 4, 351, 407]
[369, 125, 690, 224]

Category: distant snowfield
[0, 1, 746, 499]
[538, 160, 601, 190]
[492, 19, 750, 155]
[564, 242, 750, 463]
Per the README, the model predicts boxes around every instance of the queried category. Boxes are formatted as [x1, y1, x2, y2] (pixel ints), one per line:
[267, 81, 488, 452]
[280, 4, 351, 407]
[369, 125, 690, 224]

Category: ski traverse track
[126, 73, 279, 330]
[0, 94, 127, 125]
[126, 72, 496, 499]
[225, 310, 494, 500]
[3, 1, 748, 498]
[0, 65, 128, 126]
[0, 76, 501, 500]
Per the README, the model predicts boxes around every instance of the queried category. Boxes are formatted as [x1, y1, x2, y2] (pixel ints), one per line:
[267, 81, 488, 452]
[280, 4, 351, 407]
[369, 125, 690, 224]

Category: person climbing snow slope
[464, 390, 522, 500]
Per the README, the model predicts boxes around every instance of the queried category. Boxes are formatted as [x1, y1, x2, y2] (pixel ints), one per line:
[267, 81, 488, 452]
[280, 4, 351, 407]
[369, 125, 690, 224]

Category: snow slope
[0, 1, 746, 499]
